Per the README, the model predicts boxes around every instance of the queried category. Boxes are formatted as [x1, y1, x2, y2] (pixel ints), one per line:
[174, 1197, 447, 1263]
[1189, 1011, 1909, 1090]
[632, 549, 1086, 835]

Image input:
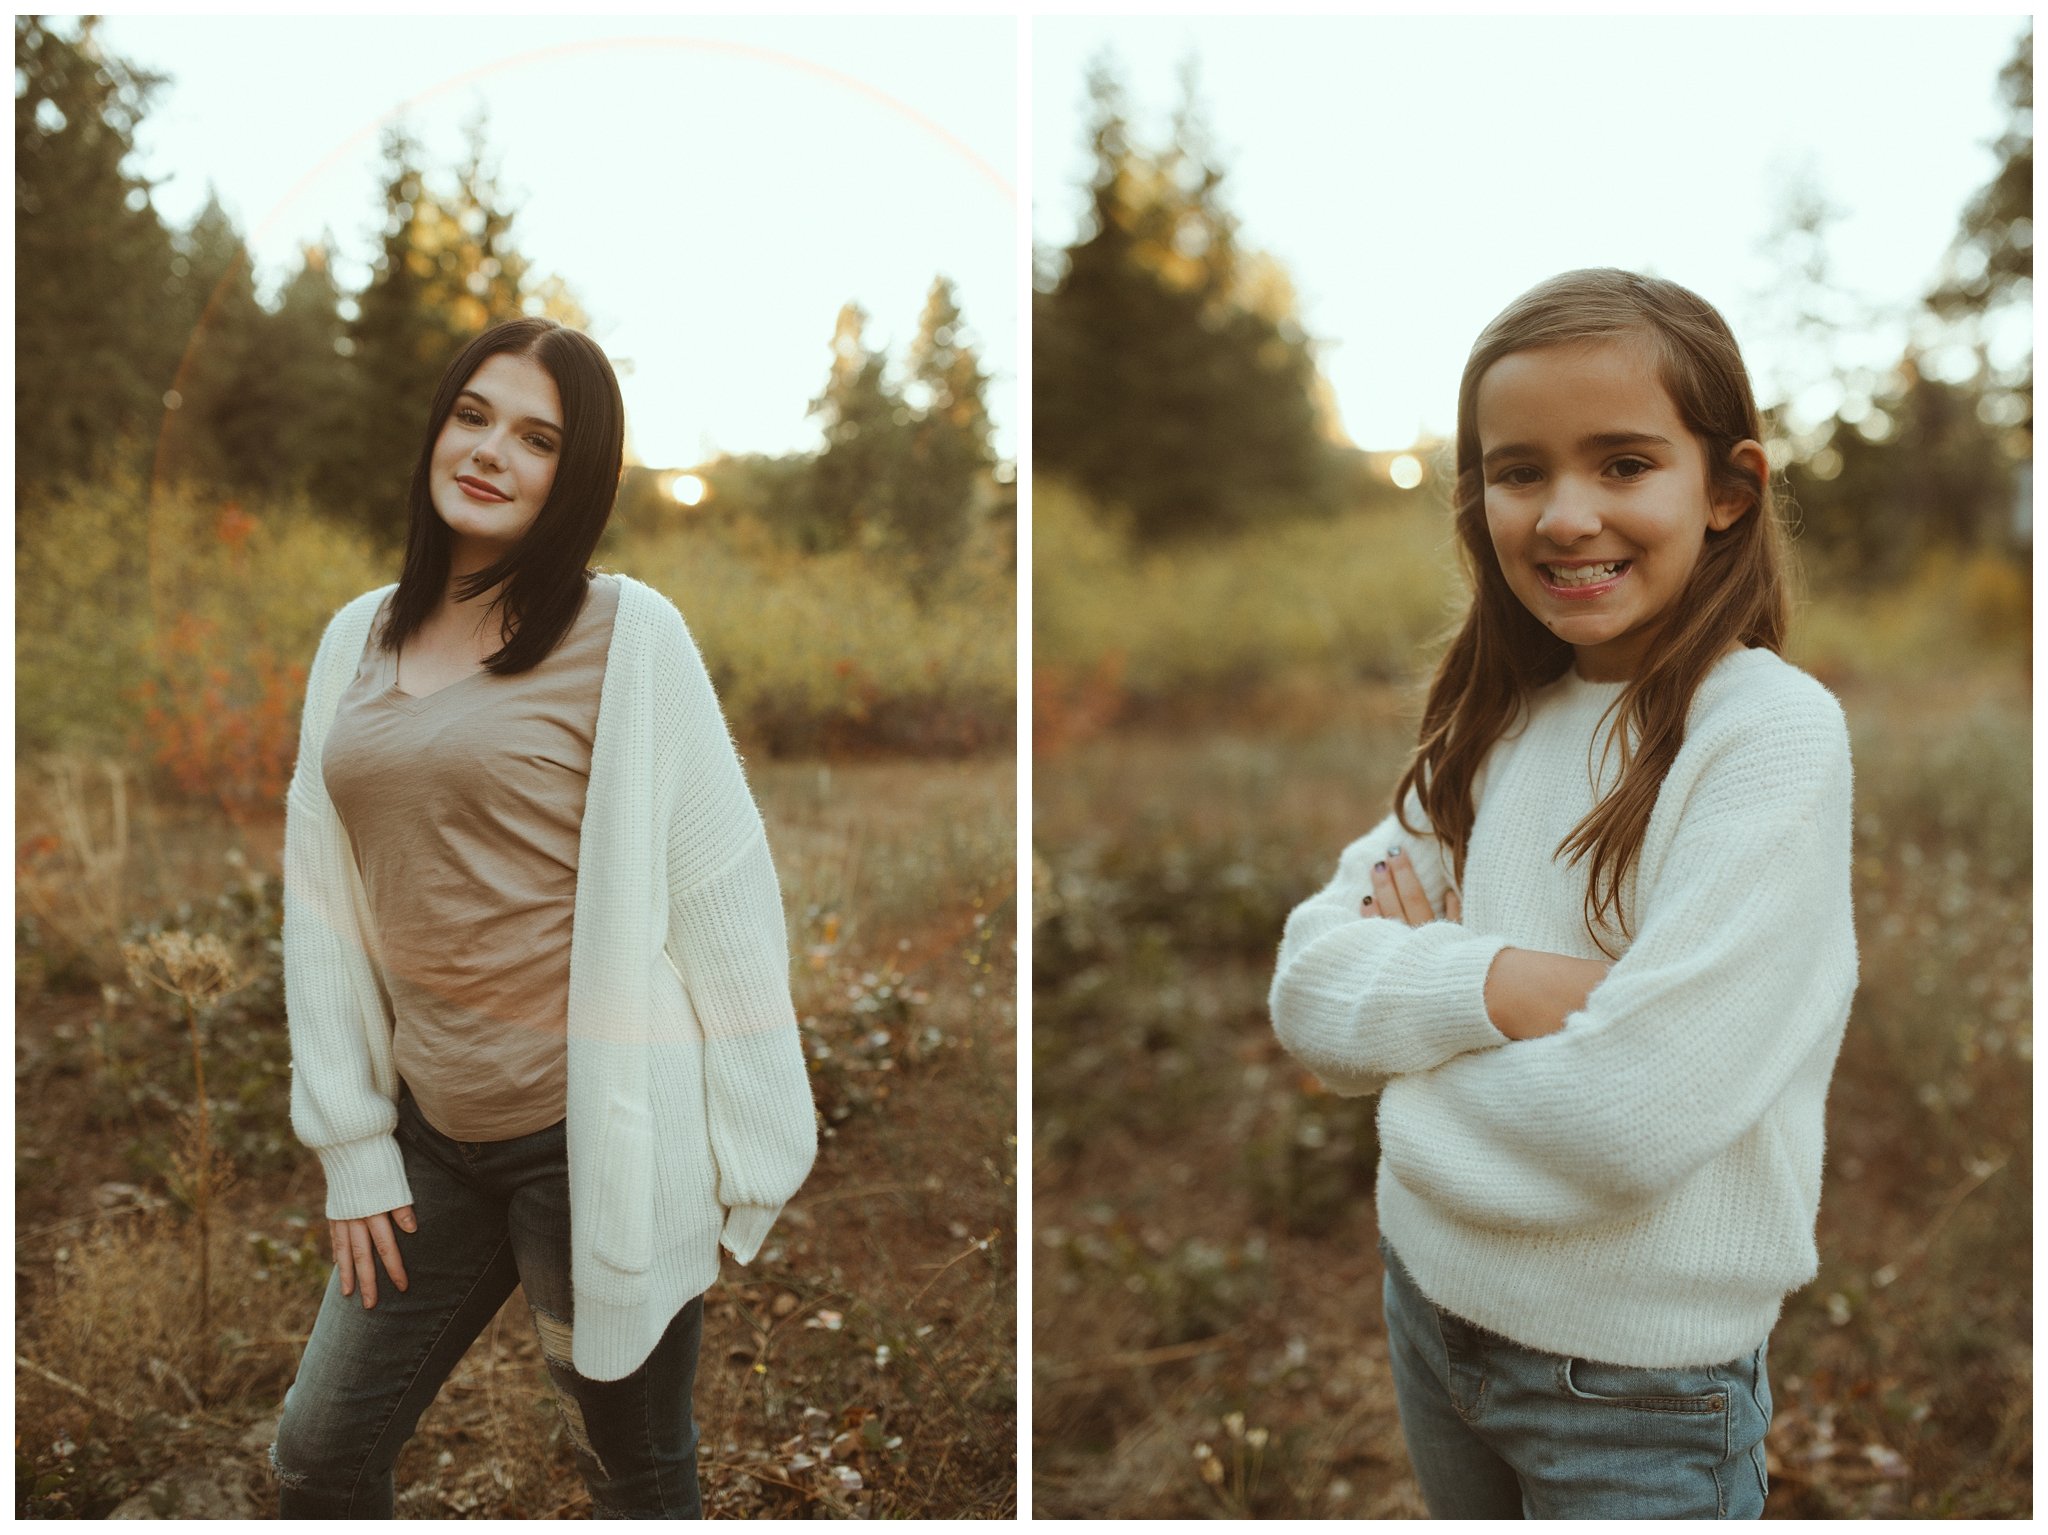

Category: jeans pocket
[1556, 1354, 1731, 1415]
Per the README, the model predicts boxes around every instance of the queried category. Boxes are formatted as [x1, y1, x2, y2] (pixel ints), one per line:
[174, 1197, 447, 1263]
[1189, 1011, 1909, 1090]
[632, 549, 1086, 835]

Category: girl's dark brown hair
[376, 316, 625, 674]
[1394, 268, 1797, 954]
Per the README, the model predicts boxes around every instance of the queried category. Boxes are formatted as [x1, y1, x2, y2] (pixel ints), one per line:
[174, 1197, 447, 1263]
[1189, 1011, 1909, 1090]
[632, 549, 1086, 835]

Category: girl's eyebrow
[456, 388, 562, 436]
[1482, 431, 1673, 468]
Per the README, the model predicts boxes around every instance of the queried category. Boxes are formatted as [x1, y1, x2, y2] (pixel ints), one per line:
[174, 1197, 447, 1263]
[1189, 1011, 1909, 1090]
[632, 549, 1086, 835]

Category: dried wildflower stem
[16, 1353, 136, 1421]
[909, 1232, 995, 1306]
[120, 930, 244, 1383]
[1893, 1154, 2010, 1288]
[1039, 1331, 1238, 1381]
[180, 991, 215, 1349]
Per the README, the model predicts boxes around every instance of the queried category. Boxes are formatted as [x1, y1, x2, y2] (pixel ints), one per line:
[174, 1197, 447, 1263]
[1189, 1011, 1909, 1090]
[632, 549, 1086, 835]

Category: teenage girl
[268, 317, 817, 1517]
[1269, 269, 1857, 1520]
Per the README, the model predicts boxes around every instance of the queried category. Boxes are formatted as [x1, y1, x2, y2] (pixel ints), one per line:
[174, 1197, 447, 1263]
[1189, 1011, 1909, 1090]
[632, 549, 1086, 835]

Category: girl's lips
[457, 476, 511, 503]
[1538, 561, 1631, 600]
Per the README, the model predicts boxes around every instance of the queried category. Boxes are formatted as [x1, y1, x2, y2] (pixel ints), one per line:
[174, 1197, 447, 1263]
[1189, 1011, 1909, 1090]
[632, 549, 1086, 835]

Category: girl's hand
[330, 1205, 415, 1309]
[1359, 847, 1460, 926]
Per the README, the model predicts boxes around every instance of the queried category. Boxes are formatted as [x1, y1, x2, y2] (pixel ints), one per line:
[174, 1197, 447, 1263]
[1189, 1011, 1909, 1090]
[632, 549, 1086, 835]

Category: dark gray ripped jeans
[269, 1080, 703, 1518]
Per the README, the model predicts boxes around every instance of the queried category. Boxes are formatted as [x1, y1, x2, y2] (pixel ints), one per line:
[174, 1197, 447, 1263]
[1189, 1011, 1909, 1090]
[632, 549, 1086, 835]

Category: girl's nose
[1535, 480, 1602, 542]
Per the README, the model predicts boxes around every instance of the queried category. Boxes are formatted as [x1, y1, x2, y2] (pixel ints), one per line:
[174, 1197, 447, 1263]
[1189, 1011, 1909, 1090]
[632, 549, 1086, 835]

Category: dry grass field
[1032, 618, 2029, 1518]
[16, 752, 1017, 1519]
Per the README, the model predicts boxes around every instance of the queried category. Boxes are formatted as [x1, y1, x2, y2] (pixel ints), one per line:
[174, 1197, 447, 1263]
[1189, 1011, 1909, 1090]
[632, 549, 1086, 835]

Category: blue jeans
[1378, 1232, 1771, 1519]
[270, 1081, 704, 1518]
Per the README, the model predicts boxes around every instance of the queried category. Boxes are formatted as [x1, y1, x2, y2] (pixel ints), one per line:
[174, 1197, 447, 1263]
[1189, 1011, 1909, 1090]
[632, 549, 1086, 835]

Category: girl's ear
[1708, 439, 1770, 531]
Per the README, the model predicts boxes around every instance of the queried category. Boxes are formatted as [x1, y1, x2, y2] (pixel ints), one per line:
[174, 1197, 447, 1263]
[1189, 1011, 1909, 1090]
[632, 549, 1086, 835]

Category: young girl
[1269, 269, 1857, 1520]
[268, 317, 817, 1517]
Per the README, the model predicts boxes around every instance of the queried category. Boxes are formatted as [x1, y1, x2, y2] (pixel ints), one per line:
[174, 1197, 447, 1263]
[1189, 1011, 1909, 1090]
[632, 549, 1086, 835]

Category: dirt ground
[16, 754, 1018, 1519]
[1031, 673, 2030, 1519]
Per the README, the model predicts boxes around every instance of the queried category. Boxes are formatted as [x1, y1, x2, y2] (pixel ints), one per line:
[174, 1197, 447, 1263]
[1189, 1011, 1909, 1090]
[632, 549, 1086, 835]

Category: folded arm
[1269, 800, 1513, 1096]
[1376, 703, 1858, 1232]
[1483, 947, 1615, 1042]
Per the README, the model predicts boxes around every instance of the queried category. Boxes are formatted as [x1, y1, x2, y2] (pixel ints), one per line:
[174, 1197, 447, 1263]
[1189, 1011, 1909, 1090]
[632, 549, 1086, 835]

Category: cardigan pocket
[590, 1099, 654, 1274]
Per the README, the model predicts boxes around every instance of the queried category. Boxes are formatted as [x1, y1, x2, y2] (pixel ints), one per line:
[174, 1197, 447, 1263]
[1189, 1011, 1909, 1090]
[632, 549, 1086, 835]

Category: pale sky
[1034, 15, 2029, 451]
[93, 14, 1018, 467]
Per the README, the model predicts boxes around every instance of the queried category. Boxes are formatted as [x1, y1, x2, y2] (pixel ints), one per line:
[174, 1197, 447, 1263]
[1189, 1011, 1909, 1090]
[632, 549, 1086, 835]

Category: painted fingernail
[1362, 895, 1374, 907]
[1373, 861, 1387, 874]
[1388, 845, 1403, 857]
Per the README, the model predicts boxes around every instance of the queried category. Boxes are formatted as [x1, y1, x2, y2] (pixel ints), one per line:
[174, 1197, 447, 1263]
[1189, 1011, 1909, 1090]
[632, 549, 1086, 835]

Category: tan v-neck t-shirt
[320, 574, 620, 1141]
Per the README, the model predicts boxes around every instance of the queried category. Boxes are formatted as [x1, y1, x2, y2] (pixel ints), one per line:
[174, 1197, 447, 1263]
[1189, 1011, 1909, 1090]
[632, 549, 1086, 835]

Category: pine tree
[897, 276, 994, 597]
[1927, 22, 2031, 449]
[320, 125, 461, 540]
[1776, 30, 2033, 579]
[156, 187, 270, 490]
[802, 303, 908, 552]
[321, 119, 588, 543]
[1035, 57, 1334, 544]
[237, 236, 355, 503]
[15, 15, 183, 493]
[447, 106, 536, 331]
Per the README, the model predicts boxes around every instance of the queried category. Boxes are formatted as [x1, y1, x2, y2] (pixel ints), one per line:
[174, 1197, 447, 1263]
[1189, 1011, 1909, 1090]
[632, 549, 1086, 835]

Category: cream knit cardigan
[1270, 648, 1858, 1368]
[282, 574, 817, 1382]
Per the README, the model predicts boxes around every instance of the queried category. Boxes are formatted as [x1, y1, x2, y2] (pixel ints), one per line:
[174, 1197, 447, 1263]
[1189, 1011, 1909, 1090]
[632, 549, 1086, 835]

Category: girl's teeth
[1548, 562, 1625, 586]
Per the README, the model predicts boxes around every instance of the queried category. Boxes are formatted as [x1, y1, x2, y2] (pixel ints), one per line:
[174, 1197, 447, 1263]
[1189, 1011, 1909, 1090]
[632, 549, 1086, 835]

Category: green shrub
[612, 519, 1014, 756]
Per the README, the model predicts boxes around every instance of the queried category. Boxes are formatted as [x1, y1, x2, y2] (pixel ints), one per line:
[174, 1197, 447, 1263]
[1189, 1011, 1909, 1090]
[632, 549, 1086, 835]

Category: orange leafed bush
[127, 610, 309, 811]
[19, 467, 385, 780]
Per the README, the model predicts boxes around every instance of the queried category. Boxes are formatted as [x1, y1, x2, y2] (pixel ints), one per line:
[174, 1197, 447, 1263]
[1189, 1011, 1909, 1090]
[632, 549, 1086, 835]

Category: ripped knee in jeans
[531, 1304, 575, 1369]
[265, 1436, 309, 1490]
[529, 1304, 607, 1479]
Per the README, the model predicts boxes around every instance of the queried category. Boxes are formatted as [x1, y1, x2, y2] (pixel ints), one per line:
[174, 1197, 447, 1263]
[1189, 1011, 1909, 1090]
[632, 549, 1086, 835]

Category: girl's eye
[1608, 456, 1653, 480]
[1495, 466, 1540, 487]
[526, 435, 556, 453]
[455, 407, 484, 426]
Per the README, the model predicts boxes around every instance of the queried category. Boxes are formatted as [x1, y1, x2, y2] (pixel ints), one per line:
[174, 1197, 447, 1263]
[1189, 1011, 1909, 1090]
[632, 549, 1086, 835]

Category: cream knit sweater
[1270, 648, 1858, 1368]
[282, 574, 817, 1382]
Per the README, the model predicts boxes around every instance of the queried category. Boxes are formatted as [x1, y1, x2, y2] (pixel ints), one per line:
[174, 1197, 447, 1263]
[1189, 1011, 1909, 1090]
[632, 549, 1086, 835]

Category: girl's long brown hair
[1394, 269, 1798, 955]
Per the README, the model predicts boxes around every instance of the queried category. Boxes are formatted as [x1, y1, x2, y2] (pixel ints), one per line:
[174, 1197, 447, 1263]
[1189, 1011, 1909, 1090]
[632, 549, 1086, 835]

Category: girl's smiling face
[428, 350, 564, 555]
[1476, 337, 1763, 682]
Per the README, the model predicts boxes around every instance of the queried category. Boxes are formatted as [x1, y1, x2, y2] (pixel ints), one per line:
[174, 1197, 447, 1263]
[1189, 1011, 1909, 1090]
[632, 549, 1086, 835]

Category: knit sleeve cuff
[1275, 920, 1511, 1082]
[720, 1203, 783, 1265]
[316, 1131, 413, 1222]
[1416, 926, 1516, 1055]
